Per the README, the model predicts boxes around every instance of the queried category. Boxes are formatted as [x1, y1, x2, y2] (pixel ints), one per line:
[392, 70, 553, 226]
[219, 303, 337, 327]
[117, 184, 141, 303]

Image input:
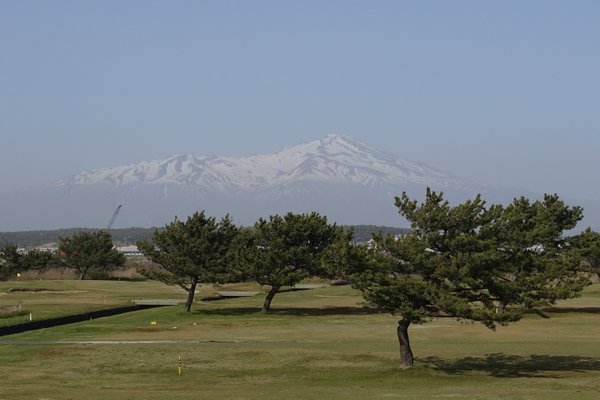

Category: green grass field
[1, 280, 599, 399]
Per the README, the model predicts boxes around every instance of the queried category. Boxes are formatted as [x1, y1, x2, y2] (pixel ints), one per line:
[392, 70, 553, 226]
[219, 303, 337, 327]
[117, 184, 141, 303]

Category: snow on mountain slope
[3, 134, 598, 231]
[55, 134, 472, 191]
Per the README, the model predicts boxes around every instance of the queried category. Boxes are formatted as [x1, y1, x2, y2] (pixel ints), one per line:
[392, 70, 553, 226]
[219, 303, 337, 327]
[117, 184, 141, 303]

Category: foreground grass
[0, 283, 599, 399]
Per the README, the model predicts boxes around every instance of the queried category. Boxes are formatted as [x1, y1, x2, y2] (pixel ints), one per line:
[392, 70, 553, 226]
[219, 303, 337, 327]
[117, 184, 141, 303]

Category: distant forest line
[0, 225, 410, 249]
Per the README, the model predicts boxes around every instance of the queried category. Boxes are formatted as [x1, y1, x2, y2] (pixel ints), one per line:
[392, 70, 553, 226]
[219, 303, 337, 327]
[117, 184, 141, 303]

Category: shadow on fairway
[421, 353, 600, 378]
[542, 306, 600, 314]
[194, 306, 379, 317]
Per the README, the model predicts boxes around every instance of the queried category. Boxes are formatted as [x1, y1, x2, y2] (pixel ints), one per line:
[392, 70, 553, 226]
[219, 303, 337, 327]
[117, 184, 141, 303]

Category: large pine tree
[353, 189, 591, 368]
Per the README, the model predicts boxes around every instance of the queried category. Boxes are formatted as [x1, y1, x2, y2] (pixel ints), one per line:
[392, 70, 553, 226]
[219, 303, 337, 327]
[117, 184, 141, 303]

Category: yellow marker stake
[178, 356, 182, 375]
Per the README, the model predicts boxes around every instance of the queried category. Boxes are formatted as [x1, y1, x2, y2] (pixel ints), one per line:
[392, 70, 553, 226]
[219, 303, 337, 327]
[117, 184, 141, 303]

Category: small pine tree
[244, 212, 344, 313]
[58, 231, 125, 280]
[137, 211, 239, 312]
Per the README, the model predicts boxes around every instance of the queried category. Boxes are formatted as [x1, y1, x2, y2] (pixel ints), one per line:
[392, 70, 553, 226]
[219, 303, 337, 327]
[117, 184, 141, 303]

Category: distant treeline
[0, 225, 410, 248]
[0, 227, 156, 249]
[348, 225, 411, 243]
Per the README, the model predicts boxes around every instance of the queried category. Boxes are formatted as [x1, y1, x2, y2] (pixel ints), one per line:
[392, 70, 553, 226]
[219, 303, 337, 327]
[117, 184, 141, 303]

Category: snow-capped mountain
[1, 135, 597, 231]
[56, 135, 471, 192]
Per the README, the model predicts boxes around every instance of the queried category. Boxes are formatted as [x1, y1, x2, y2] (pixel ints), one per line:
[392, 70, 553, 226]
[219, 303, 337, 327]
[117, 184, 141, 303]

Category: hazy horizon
[2, 1, 599, 201]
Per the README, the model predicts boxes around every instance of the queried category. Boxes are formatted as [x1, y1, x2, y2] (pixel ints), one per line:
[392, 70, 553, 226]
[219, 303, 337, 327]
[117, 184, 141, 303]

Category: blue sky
[1, 1, 599, 200]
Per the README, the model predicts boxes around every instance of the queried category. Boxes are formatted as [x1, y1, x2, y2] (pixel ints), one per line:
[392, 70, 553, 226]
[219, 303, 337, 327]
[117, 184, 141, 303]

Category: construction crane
[106, 205, 122, 230]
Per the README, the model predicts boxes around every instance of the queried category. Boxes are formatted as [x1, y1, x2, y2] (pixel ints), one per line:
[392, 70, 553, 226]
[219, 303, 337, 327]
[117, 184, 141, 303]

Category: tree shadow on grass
[193, 306, 379, 317]
[420, 353, 600, 378]
[542, 307, 600, 314]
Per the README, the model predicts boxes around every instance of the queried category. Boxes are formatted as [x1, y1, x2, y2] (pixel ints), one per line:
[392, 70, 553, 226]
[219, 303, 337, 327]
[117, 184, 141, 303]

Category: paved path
[0, 339, 251, 345]
[133, 299, 183, 306]
[0, 340, 180, 345]
[0, 338, 324, 345]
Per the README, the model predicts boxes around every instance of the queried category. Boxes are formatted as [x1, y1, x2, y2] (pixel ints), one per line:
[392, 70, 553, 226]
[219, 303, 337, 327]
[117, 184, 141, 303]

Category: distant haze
[1, 135, 598, 231]
[1, 2, 598, 211]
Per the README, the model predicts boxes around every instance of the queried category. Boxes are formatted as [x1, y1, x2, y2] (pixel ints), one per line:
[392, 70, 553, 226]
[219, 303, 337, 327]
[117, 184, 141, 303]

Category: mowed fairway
[1, 281, 599, 399]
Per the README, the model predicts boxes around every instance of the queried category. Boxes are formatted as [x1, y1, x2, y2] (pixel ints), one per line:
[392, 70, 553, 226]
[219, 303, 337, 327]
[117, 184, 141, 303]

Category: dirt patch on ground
[39, 348, 68, 359]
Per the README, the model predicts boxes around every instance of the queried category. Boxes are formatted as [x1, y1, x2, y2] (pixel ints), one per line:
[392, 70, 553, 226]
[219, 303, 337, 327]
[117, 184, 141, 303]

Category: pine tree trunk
[184, 277, 198, 313]
[495, 301, 505, 314]
[397, 319, 414, 369]
[262, 286, 279, 313]
[79, 270, 86, 280]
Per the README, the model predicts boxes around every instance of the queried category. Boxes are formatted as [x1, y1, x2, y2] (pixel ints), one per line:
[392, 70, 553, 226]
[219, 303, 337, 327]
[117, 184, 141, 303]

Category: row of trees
[135, 190, 599, 368]
[0, 231, 125, 280]
[2, 190, 598, 368]
[137, 212, 344, 312]
[0, 227, 154, 249]
[0, 245, 55, 280]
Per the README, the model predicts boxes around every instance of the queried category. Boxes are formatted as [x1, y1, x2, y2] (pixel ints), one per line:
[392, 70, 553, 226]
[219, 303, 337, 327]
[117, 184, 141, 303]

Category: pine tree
[0, 244, 24, 280]
[137, 211, 239, 312]
[244, 212, 343, 313]
[353, 189, 591, 369]
[58, 231, 124, 280]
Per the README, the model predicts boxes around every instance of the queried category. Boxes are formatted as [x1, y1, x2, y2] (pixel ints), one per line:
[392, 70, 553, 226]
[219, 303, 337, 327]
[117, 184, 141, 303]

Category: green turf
[0, 279, 193, 327]
[0, 282, 599, 399]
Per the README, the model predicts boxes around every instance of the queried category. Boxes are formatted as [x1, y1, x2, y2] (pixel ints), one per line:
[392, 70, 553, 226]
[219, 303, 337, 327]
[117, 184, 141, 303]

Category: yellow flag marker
[178, 356, 182, 375]
[150, 321, 157, 325]
[16, 272, 21, 277]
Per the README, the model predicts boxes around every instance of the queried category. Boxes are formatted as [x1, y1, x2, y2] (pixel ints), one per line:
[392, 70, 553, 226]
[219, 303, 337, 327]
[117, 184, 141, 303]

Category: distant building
[116, 246, 144, 256]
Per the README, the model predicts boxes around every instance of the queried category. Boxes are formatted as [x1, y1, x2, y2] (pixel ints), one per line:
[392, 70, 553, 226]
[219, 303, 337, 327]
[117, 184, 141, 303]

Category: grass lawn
[0, 281, 599, 399]
[0, 280, 188, 327]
